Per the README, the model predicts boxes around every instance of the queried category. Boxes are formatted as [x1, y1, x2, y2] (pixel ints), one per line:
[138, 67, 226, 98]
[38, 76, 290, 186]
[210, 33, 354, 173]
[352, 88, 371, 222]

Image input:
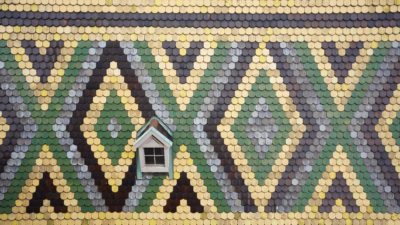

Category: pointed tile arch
[12, 145, 81, 214]
[149, 145, 217, 213]
[305, 145, 372, 213]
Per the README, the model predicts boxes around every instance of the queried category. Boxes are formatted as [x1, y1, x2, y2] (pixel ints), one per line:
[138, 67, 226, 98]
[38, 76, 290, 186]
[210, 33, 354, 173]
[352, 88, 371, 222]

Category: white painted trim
[134, 127, 172, 148]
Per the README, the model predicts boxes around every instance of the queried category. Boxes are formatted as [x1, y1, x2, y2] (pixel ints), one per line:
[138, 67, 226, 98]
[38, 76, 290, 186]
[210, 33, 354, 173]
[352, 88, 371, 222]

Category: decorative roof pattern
[0, 1, 399, 223]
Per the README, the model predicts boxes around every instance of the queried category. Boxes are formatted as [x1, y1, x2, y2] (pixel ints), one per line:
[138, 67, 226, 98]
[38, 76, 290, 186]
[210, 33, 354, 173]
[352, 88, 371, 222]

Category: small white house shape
[134, 117, 173, 179]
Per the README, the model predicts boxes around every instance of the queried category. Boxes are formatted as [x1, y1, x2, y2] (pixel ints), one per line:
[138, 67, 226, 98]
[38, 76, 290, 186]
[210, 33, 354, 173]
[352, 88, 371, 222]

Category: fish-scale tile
[0, 0, 399, 224]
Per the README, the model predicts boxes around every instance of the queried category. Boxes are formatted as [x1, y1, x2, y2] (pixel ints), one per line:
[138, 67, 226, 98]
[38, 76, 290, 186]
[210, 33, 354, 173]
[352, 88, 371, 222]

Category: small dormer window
[134, 117, 173, 179]
[144, 148, 165, 165]
[138, 135, 169, 173]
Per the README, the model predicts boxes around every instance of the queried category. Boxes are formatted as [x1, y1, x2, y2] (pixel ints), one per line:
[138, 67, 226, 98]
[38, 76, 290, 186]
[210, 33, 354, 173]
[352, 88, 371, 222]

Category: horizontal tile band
[1, 11, 399, 28]
[1, 212, 400, 220]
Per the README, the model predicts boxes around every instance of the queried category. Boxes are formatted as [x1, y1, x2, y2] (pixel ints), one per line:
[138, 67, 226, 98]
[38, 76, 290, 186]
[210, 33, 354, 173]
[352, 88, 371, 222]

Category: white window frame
[139, 138, 169, 173]
[142, 147, 166, 167]
[134, 127, 173, 179]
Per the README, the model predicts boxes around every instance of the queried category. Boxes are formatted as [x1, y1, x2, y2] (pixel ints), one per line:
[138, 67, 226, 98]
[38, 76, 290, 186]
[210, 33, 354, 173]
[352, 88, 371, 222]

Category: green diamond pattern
[94, 89, 136, 166]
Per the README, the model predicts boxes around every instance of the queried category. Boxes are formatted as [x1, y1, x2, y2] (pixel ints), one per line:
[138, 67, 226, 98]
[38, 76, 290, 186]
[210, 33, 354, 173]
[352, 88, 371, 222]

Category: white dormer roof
[134, 127, 172, 148]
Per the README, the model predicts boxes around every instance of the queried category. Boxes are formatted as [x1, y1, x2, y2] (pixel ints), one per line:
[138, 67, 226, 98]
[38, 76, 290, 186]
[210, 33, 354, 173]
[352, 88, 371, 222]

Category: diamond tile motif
[106, 117, 122, 138]
[80, 61, 145, 193]
[231, 73, 292, 183]
[92, 89, 138, 166]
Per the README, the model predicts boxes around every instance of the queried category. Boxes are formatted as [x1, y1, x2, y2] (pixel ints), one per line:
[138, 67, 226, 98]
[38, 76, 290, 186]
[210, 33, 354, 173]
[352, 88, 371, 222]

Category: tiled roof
[0, 1, 399, 223]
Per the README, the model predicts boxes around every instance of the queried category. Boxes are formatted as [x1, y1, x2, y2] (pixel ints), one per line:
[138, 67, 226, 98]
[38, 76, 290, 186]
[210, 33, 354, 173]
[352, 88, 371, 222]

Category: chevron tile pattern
[0, 0, 400, 223]
[0, 37, 398, 214]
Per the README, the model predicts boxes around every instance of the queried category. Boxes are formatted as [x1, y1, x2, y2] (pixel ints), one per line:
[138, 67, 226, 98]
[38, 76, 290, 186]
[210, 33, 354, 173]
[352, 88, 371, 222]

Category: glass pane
[155, 156, 165, 164]
[145, 156, 155, 164]
[154, 148, 163, 155]
[144, 148, 154, 155]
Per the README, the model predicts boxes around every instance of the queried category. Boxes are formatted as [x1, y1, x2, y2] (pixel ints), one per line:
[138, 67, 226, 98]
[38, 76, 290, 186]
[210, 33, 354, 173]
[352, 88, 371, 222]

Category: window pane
[155, 156, 165, 164]
[143, 147, 165, 166]
[154, 148, 163, 155]
[145, 156, 155, 164]
[144, 148, 154, 155]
